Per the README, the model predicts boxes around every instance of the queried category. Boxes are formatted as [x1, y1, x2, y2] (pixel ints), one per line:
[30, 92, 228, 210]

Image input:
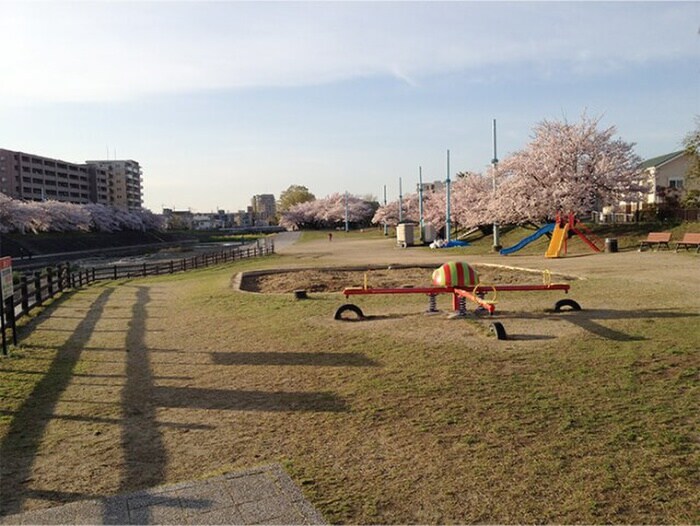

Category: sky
[0, 1, 698, 213]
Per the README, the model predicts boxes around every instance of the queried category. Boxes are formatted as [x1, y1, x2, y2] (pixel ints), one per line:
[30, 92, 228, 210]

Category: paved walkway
[0, 464, 326, 525]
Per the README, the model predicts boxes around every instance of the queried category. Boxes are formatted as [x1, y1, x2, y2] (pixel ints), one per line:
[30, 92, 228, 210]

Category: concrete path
[0, 464, 326, 525]
[272, 231, 302, 252]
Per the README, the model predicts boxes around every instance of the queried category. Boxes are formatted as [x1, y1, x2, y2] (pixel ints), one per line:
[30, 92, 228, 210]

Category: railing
[1, 238, 275, 354]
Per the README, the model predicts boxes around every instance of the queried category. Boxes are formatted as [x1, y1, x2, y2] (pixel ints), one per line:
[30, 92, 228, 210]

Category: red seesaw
[334, 261, 580, 340]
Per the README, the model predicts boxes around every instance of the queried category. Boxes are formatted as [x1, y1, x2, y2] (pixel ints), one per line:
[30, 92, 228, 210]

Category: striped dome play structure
[431, 261, 479, 288]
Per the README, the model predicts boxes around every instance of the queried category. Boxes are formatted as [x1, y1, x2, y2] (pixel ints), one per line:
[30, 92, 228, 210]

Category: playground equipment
[500, 223, 555, 255]
[334, 261, 581, 340]
[499, 213, 601, 258]
[546, 213, 601, 258]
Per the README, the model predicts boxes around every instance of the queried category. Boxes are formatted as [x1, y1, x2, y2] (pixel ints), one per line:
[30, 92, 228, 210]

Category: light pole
[491, 119, 501, 251]
[446, 149, 452, 243]
[344, 191, 349, 232]
[383, 185, 388, 236]
[418, 166, 424, 242]
[398, 177, 403, 224]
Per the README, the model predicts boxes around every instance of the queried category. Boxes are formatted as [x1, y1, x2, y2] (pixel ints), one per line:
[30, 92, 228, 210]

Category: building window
[669, 179, 684, 189]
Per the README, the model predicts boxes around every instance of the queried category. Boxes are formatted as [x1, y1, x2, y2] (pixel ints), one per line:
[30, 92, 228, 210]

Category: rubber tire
[334, 303, 365, 321]
[554, 299, 582, 312]
[489, 321, 507, 340]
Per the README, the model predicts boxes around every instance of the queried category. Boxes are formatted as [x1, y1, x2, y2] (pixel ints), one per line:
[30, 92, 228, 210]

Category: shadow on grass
[211, 351, 378, 367]
[0, 287, 115, 516]
[118, 286, 167, 511]
[154, 386, 348, 412]
[498, 307, 700, 342]
[507, 334, 557, 341]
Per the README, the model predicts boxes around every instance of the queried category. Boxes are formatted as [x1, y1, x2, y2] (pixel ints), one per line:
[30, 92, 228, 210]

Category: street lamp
[491, 119, 501, 251]
[446, 149, 452, 243]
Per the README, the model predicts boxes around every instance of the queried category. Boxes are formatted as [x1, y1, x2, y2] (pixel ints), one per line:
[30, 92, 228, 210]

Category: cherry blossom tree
[494, 114, 647, 224]
[371, 193, 420, 227]
[279, 193, 376, 230]
[0, 193, 164, 233]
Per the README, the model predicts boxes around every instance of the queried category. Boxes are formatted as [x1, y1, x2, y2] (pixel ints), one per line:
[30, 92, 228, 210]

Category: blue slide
[499, 223, 555, 255]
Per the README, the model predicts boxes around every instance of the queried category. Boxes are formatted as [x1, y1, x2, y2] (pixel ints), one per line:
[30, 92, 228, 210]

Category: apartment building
[85, 159, 143, 210]
[0, 148, 107, 204]
[251, 194, 277, 225]
[0, 148, 143, 210]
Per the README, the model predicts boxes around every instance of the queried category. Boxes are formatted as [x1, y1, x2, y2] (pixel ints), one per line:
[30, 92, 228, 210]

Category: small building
[602, 150, 698, 222]
[162, 208, 194, 230]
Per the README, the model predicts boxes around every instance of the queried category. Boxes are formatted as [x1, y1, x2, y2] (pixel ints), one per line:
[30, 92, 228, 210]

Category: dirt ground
[241, 265, 566, 294]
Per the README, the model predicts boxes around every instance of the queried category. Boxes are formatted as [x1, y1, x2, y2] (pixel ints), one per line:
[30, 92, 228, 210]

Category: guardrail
[1, 238, 275, 354]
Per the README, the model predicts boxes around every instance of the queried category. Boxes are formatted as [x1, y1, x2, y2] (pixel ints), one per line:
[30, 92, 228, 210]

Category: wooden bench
[674, 233, 700, 253]
[639, 232, 672, 251]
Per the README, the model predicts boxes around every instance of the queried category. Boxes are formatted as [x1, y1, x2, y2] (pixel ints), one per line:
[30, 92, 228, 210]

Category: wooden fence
[1, 238, 274, 354]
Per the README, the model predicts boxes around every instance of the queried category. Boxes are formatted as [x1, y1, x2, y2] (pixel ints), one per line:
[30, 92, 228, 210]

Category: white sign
[0, 257, 13, 301]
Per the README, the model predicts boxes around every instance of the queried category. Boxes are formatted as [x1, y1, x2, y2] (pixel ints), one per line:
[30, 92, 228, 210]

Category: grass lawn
[0, 235, 698, 524]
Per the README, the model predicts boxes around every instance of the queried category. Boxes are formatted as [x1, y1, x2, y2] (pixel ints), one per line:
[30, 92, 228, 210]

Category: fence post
[5, 297, 16, 346]
[34, 272, 42, 306]
[47, 267, 54, 298]
[143, 263, 147, 277]
[20, 277, 29, 315]
[170, 261, 174, 274]
[92, 268, 96, 283]
[56, 264, 64, 292]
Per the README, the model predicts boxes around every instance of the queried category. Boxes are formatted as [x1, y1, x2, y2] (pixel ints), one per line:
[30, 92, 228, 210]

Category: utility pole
[383, 185, 388, 236]
[398, 177, 403, 224]
[418, 166, 424, 242]
[446, 149, 452, 243]
[492, 119, 501, 251]
[344, 191, 349, 232]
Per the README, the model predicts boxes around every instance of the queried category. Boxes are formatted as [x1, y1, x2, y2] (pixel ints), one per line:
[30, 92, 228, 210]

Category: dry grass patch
[0, 251, 698, 524]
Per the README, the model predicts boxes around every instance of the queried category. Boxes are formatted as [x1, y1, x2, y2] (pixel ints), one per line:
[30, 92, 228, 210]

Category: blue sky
[1, 1, 698, 212]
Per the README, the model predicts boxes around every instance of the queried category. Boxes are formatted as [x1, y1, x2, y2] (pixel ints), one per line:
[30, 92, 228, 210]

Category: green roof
[639, 150, 685, 170]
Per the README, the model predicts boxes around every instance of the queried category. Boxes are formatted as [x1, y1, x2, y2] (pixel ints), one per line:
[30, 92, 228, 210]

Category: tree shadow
[0, 288, 115, 516]
[211, 351, 378, 367]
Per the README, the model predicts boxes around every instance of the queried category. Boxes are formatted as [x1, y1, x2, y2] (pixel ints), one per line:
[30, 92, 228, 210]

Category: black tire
[554, 299, 582, 312]
[489, 321, 507, 340]
[334, 303, 365, 321]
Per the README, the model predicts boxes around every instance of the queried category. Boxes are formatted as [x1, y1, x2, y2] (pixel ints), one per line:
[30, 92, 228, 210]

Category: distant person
[328, 232, 333, 242]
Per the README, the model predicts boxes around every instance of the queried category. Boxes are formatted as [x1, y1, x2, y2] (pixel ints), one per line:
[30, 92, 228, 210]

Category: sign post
[0, 257, 12, 355]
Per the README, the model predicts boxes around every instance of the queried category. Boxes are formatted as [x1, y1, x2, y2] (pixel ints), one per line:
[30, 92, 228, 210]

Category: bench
[674, 233, 700, 253]
[639, 232, 672, 251]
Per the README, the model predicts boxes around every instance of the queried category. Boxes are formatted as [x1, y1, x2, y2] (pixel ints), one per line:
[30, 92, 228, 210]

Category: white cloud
[0, 2, 697, 105]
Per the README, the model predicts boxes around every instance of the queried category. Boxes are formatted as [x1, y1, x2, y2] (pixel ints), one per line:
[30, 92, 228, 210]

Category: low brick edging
[233, 263, 582, 293]
[0, 464, 326, 525]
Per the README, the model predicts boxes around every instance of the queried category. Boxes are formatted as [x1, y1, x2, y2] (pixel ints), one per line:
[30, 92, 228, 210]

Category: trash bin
[605, 238, 618, 253]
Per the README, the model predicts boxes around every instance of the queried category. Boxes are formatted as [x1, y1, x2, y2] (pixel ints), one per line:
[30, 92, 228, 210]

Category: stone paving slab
[0, 464, 326, 525]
